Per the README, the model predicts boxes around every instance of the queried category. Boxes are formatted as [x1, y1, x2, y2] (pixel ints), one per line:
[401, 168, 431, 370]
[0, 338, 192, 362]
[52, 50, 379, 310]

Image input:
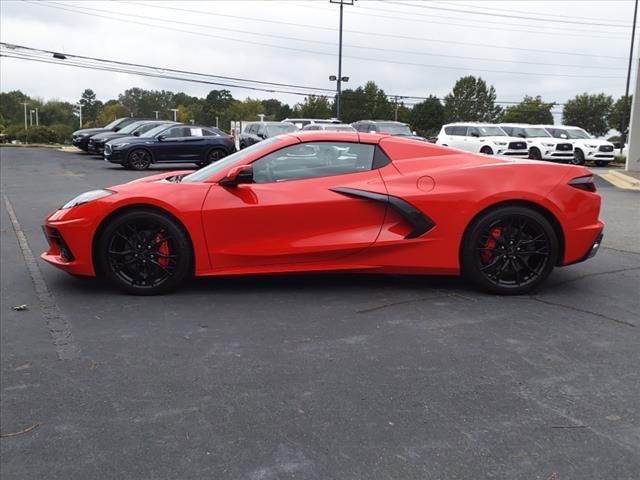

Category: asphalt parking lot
[1, 147, 639, 479]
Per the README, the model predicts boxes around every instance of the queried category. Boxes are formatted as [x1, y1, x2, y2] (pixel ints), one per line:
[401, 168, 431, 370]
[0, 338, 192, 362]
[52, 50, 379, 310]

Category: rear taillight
[569, 175, 596, 192]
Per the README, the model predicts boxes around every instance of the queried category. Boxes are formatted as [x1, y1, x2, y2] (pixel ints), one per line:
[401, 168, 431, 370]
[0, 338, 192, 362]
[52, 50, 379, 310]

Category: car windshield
[182, 138, 281, 183]
[376, 123, 412, 135]
[266, 124, 297, 136]
[523, 127, 551, 138]
[478, 126, 506, 137]
[104, 118, 124, 129]
[566, 128, 591, 139]
[140, 124, 172, 138]
[118, 122, 145, 134]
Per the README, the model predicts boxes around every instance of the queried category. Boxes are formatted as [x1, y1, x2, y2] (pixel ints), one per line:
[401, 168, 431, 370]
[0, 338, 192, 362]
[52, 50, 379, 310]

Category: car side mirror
[220, 165, 253, 187]
[133, 131, 141, 136]
[157, 135, 166, 141]
[257, 132, 266, 139]
[113, 126, 121, 132]
[518, 133, 526, 138]
[560, 134, 568, 139]
[470, 132, 480, 137]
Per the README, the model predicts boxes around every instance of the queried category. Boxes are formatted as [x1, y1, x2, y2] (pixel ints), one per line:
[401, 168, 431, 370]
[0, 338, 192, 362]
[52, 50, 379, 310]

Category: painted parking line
[3, 195, 80, 360]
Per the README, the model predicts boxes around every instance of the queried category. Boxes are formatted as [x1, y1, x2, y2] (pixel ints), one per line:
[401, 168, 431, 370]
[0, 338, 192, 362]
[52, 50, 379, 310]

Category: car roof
[355, 120, 408, 124]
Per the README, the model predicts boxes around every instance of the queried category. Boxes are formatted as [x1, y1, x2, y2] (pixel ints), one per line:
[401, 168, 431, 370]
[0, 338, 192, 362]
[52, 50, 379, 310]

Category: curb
[600, 170, 640, 191]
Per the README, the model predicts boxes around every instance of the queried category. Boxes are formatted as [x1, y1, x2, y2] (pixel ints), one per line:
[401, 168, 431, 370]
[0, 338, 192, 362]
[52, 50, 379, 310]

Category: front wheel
[480, 146, 493, 155]
[595, 160, 609, 167]
[97, 210, 192, 295]
[461, 206, 558, 295]
[529, 148, 542, 160]
[571, 149, 585, 165]
[127, 149, 152, 170]
[197, 148, 227, 167]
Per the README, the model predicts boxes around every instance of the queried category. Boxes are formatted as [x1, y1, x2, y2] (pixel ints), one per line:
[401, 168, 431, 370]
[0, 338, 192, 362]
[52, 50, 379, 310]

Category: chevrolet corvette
[42, 131, 604, 295]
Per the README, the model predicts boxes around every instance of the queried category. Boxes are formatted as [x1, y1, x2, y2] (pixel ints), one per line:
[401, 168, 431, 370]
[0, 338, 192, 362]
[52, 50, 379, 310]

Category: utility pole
[29, 110, 34, 127]
[35, 107, 39, 126]
[216, 116, 219, 128]
[78, 104, 83, 128]
[621, 0, 638, 155]
[21, 102, 28, 130]
[170, 108, 179, 122]
[330, 0, 355, 120]
[153, 110, 159, 119]
[393, 96, 400, 121]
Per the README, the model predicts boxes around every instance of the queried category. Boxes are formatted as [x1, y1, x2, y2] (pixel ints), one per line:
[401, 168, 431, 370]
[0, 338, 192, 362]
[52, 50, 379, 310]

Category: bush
[3, 125, 58, 144]
[50, 123, 74, 143]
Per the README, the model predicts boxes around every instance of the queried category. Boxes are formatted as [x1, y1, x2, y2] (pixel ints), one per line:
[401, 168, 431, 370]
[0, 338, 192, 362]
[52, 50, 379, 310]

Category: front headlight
[542, 142, 555, 147]
[493, 141, 507, 146]
[61, 189, 114, 209]
[113, 142, 130, 148]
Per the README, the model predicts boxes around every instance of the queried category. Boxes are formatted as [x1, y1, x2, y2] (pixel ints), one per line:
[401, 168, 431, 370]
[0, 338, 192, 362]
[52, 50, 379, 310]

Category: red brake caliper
[155, 233, 170, 267]
[481, 227, 503, 263]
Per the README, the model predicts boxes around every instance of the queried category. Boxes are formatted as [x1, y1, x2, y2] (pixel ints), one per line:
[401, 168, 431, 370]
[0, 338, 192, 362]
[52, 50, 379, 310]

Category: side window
[257, 124, 266, 137]
[252, 142, 376, 183]
[444, 126, 454, 135]
[245, 125, 256, 135]
[451, 126, 466, 136]
[202, 129, 219, 137]
[467, 126, 480, 137]
[162, 127, 190, 138]
[138, 124, 158, 134]
[502, 127, 513, 136]
[190, 128, 204, 137]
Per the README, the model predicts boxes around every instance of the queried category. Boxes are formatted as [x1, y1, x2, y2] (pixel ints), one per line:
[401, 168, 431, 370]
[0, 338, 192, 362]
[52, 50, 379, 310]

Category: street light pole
[35, 107, 39, 126]
[78, 104, 83, 128]
[21, 102, 28, 130]
[29, 110, 34, 127]
[153, 110, 159, 120]
[621, 0, 638, 154]
[170, 108, 179, 122]
[330, 0, 355, 120]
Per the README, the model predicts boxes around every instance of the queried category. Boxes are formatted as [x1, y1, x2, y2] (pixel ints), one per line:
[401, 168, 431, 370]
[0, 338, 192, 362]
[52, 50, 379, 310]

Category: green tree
[502, 96, 554, 124]
[79, 89, 102, 126]
[562, 93, 613, 136]
[338, 81, 393, 123]
[261, 98, 292, 120]
[200, 89, 234, 126]
[443, 76, 502, 123]
[295, 95, 332, 118]
[228, 98, 265, 122]
[608, 95, 633, 135]
[410, 96, 444, 136]
[97, 103, 129, 125]
[0, 90, 31, 127]
[39, 100, 76, 126]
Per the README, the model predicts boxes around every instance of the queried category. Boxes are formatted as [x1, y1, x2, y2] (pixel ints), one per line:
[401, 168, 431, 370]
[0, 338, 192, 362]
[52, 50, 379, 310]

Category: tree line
[0, 75, 631, 143]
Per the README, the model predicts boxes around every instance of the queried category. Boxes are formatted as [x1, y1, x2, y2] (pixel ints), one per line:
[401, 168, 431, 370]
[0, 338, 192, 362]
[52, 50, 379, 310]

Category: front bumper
[41, 217, 96, 276]
[72, 137, 89, 150]
[498, 148, 528, 158]
[87, 142, 105, 155]
[541, 151, 574, 162]
[104, 147, 125, 164]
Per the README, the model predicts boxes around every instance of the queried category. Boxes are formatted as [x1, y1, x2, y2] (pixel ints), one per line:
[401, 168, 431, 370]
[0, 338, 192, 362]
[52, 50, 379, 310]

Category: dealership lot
[1, 148, 639, 479]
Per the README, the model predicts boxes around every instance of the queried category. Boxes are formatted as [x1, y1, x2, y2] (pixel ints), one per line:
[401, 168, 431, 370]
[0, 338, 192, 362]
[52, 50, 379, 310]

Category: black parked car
[72, 117, 142, 152]
[239, 122, 297, 149]
[88, 120, 177, 155]
[104, 124, 236, 170]
[351, 120, 427, 142]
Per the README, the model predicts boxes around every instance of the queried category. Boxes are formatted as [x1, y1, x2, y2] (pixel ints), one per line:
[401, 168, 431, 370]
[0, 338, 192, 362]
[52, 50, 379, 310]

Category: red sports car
[42, 131, 604, 295]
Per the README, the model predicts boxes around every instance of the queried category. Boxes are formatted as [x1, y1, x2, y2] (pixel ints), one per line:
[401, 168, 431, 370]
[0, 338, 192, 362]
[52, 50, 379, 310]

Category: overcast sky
[0, 0, 637, 116]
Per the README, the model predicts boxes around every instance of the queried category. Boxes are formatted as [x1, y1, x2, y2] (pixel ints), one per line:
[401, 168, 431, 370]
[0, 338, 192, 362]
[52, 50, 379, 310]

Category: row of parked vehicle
[435, 122, 615, 166]
[72, 118, 237, 170]
[72, 116, 615, 170]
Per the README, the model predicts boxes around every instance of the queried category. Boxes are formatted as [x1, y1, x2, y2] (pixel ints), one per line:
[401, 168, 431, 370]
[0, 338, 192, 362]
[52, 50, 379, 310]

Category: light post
[77, 104, 83, 128]
[35, 107, 39, 126]
[29, 110, 34, 127]
[330, 0, 355, 120]
[621, 0, 638, 155]
[170, 108, 179, 122]
[21, 102, 28, 130]
[258, 114, 265, 122]
[153, 110, 159, 119]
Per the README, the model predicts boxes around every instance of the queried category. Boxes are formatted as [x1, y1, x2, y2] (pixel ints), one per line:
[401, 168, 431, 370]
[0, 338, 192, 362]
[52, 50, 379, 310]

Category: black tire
[197, 148, 227, 167]
[529, 147, 542, 160]
[461, 206, 558, 295]
[595, 160, 609, 167]
[480, 146, 493, 155]
[572, 149, 585, 165]
[127, 149, 152, 170]
[96, 209, 192, 295]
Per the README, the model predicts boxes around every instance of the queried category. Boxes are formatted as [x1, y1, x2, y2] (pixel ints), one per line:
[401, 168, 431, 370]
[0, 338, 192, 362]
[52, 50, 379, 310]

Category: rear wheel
[127, 149, 152, 170]
[197, 148, 226, 167]
[97, 210, 192, 295]
[461, 206, 558, 295]
[572, 149, 585, 165]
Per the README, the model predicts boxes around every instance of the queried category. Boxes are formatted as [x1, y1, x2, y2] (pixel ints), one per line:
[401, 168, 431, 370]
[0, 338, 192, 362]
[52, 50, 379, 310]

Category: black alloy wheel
[529, 148, 542, 160]
[480, 146, 493, 155]
[572, 149, 585, 165]
[197, 148, 226, 167]
[127, 149, 152, 170]
[97, 210, 192, 295]
[462, 206, 558, 295]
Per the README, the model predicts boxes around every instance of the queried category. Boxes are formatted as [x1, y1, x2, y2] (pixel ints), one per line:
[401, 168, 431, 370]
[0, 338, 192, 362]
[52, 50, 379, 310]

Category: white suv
[499, 124, 574, 163]
[436, 123, 529, 157]
[543, 125, 615, 166]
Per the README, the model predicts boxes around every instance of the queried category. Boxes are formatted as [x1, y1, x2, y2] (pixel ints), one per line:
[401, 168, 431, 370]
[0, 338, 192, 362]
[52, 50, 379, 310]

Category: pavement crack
[530, 296, 636, 328]
[357, 293, 461, 314]
[552, 266, 640, 287]
[602, 246, 640, 256]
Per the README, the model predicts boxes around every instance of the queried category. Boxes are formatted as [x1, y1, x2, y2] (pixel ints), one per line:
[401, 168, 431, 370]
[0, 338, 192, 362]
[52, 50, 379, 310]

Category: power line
[386, 0, 633, 28]
[117, 0, 627, 59]
[26, 1, 627, 78]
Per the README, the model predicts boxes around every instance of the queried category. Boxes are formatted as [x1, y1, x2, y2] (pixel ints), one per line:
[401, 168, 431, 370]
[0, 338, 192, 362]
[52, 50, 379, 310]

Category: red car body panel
[42, 132, 604, 279]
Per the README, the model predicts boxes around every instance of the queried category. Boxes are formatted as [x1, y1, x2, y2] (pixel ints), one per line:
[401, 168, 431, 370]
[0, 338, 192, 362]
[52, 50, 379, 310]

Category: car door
[201, 140, 388, 270]
[465, 126, 482, 152]
[447, 126, 467, 149]
[155, 126, 193, 161]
